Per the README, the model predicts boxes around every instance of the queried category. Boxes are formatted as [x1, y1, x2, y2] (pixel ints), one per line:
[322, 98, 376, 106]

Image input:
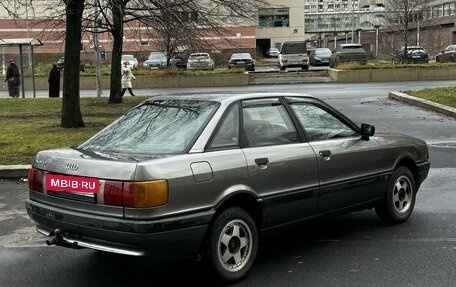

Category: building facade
[1, 0, 455, 62]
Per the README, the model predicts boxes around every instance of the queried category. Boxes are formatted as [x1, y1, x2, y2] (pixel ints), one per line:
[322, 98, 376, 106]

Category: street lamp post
[351, 0, 355, 43]
[25, 0, 32, 68]
[374, 25, 381, 57]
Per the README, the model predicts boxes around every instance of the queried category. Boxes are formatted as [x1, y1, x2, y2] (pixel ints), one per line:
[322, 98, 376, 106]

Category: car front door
[240, 98, 320, 227]
[286, 97, 388, 213]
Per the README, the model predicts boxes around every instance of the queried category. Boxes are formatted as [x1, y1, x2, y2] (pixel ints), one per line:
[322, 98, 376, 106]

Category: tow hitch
[45, 229, 82, 249]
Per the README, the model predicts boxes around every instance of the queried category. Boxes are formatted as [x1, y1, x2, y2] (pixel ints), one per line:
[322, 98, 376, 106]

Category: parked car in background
[187, 53, 215, 70]
[309, 48, 332, 66]
[143, 52, 167, 69]
[267, 47, 280, 58]
[330, 44, 368, 68]
[392, 46, 429, 64]
[169, 53, 188, 69]
[121, 54, 138, 69]
[278, 41, 309, 71]
[228, 53, 255, 71]
[56, 57, 86, 72]
[26, 92, 430, 284]
[435, 44, 456, 62]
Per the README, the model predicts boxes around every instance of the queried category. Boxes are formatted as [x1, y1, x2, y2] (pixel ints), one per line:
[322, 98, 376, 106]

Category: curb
[389, 92, 456, 118]
[0, 165, 30, 179]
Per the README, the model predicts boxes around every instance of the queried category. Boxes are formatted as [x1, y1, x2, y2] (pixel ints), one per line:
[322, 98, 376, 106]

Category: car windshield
[231, 53, 251, 59]
[149, 53, 166, 60]
[315, 48, 331, 55]
[122, 55, 135, 61]
[79, 100, 219, 155]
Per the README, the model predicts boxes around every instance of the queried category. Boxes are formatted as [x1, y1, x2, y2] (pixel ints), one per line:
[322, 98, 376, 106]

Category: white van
[278, 41, 309, 71]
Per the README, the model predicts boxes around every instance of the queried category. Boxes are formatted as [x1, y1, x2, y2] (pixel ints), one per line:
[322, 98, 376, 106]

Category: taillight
[28, 168, 44, 193]
[123, 180, 168, 208]
[102, 179, 168, 208]
[102, 180, 123, 206]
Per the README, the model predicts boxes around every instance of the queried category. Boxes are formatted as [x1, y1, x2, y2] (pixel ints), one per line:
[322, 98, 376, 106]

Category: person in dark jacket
[48, 63, 61, 97]
[5, 59, 20, 98]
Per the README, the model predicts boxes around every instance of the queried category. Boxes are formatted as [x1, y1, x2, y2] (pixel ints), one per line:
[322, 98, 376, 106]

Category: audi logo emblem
[66, 163, 79, 171]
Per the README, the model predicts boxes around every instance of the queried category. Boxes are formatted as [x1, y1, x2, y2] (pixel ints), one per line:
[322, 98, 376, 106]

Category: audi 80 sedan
[26, 93, 430, 283]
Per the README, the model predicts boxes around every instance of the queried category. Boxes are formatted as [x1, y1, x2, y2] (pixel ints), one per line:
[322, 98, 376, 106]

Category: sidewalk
[1, 92, 455, 179]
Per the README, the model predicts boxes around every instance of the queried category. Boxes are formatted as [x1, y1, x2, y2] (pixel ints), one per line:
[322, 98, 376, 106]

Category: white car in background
[187, 53, 215, 70]
[121, 54, 138, 69]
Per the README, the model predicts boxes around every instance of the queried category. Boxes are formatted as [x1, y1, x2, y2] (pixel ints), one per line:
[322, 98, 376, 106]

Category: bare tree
[3, 0, 268, 125]
[61, 0, 85, 127]
[92, 0, 266, 103]
[382, 0, 429, 61]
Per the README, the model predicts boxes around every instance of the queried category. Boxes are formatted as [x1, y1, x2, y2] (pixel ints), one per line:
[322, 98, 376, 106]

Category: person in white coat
[121, 61, 136, 96]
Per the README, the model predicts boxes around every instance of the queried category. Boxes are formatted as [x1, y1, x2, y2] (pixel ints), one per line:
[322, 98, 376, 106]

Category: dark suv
[329, 44, 368, 68]
[392, 46, 429, 64]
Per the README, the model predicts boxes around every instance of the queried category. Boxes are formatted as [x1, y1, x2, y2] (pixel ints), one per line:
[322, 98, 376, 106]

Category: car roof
[402, 46, 425, 49]
[145, 93, 317, 104]
[339, 44, 362, 47]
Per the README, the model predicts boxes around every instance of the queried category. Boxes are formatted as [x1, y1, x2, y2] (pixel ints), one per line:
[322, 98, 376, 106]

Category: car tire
[375, 167, 416, 224]
[204, 207, 258, 284]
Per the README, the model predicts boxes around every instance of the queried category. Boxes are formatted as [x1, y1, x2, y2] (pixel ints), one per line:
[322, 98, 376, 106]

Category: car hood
[32, 147, 168, 181]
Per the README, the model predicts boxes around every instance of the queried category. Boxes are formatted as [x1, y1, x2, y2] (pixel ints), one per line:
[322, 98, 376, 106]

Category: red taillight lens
[102, 180, 123, 206]
[28, 168, 44, 193]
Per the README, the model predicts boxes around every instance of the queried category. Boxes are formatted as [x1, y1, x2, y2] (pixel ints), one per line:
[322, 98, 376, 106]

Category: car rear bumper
[25, 199, 214, 256]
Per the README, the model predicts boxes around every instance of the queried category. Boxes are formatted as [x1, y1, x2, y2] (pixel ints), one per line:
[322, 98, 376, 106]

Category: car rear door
[240, 98, 319, 227]
[286, 97, 388, 213]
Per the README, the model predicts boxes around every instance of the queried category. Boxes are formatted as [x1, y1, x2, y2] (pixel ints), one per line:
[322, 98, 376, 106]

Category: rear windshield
[342, 46, 362, 50]
[189, 54, 209, 60]
[79, 100, 219, 154]
[281, 42, 307, 54]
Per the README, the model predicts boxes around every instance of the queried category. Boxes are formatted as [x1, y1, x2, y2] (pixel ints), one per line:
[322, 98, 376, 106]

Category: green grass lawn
[1, 86, 455, 165]
[0, 96, 148, 165]
[404, 87, 456, 109]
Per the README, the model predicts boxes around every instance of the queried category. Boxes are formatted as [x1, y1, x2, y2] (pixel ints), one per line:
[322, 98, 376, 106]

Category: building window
[259, 8, 290, 28]
[139, 40, 149, 46]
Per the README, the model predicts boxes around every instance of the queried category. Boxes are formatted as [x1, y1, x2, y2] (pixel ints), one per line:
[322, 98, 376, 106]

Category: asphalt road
[0, 81, 455, 286]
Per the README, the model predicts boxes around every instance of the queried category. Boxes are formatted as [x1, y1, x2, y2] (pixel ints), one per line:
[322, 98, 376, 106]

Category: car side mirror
[361, 123, 375, 140]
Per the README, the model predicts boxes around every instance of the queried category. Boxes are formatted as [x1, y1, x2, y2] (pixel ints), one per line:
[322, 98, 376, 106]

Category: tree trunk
[61, 0, 85, 128]
[108, 1, 125, 104]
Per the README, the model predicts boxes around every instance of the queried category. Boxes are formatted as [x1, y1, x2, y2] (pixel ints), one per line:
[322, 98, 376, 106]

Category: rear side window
[209, 104, 240, 150]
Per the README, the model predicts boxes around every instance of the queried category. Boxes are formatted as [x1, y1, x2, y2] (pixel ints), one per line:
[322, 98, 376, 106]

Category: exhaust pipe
[46, 229, 81, 249]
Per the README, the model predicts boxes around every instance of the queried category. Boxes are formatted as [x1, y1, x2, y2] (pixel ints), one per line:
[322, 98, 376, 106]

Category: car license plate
[238, 61, 245, 64]
[45, 174, 99, 194]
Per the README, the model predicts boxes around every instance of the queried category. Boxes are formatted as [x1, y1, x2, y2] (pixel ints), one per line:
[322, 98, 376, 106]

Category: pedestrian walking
[121, 61, 136, 97]
[48, 63, 61, 98]
[5, 58, 20, 98]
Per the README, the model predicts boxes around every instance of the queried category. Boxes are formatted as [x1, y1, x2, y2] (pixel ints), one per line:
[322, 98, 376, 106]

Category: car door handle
[319, 150, 332, 157]
[255, 158, 269, 168]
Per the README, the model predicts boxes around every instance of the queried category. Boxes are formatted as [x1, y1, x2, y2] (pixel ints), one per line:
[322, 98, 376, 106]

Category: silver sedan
[26, 93, 430, 283]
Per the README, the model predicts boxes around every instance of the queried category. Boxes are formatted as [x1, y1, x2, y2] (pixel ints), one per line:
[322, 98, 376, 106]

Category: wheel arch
[214, 192, 264, 228]
[394, 156, 419, 189]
